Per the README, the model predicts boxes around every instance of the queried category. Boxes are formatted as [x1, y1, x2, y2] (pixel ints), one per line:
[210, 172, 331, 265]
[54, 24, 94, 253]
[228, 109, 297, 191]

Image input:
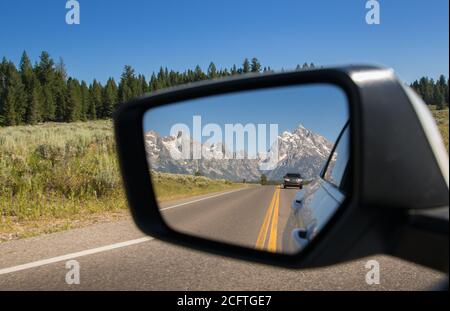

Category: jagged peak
[146, 129, 159, 136]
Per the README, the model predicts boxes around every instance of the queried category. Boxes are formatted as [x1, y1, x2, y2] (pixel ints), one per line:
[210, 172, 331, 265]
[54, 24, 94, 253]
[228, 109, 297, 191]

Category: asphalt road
[161, 185, 295, 252]
[0, 186, 446, 290]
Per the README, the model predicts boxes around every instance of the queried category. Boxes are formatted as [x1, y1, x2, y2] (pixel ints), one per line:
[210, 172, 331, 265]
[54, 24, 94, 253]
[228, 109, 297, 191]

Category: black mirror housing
[114, 66, 449, 271]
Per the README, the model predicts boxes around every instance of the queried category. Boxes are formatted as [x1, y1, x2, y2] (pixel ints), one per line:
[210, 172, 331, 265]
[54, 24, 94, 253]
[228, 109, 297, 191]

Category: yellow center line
[255, 187, 279, 250]
[268, 188, 280, 253]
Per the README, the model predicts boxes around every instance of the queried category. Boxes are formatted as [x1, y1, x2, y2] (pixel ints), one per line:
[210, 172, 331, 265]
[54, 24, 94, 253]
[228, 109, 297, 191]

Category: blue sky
[0, 0, 448, 84]
[143, 84, 349, 146]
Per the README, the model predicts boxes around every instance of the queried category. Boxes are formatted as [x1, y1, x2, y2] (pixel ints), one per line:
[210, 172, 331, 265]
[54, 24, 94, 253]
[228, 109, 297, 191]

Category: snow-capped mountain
[263, 124, 333, 180]
[144, 124, 333, 181]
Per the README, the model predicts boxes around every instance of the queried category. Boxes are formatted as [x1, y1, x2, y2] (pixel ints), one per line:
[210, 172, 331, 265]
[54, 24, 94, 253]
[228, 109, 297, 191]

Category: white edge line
[0, 237, 153, 275]
[160, 187, 249, 211]
[0, 187, 251, 276]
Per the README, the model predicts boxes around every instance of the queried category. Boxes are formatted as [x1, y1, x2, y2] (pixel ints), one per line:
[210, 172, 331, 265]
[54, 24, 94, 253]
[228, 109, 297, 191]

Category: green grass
[0, 120, 125, 241]
[429, 106, 449, 152]
[0, 120, 243, 242]
[151, 171, 244, 203]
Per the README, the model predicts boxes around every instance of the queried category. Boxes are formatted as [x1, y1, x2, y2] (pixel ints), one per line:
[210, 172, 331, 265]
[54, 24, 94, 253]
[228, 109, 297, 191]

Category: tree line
[410, 75, 449, 110]
[0, 51, 447, 126]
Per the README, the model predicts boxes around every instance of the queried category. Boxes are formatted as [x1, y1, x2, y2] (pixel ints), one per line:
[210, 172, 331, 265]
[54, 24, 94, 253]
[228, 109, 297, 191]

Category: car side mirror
[114, 66, 448, 271]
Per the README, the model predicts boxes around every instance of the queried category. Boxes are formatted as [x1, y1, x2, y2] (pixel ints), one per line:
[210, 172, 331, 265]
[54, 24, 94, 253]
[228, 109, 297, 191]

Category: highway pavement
[161, 185, 295, 252]
[0, 186, 446, 290]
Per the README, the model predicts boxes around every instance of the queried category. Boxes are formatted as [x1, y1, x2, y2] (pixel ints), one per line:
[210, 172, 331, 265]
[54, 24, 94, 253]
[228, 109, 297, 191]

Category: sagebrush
[0, 121, 241, 240]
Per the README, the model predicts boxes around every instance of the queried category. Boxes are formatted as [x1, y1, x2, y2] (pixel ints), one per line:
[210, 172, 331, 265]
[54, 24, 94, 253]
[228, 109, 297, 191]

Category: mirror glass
[143, 84, 350, 255]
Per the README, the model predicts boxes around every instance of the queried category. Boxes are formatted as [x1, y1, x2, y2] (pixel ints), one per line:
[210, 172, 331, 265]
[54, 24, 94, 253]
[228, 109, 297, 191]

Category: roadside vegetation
[151, 171, 243, 203]
[0, 121, 243, 242]
[0, 120, 121, 241]
[430, 106, 449, 152]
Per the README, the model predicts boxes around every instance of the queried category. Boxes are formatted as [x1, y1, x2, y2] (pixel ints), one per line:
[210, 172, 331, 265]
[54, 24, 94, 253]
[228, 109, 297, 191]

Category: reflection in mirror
[143, 84, 349, 255]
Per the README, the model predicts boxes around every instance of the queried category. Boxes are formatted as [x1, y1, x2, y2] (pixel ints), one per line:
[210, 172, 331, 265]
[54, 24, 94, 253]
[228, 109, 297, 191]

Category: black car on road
[283, 173, 303, 189]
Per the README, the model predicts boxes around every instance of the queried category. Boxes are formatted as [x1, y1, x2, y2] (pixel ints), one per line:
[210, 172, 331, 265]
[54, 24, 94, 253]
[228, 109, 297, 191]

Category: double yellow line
[255, 187, 280, 252]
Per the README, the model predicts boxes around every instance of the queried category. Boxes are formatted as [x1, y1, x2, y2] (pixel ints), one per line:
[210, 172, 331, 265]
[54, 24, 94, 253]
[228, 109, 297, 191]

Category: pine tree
[156, 67, 167, 88]
[419, 77, 434, 104]
[242, 58, 250, 73]
[250, 58, 261, 73]
[86, 82, 97, 120]
[26, 80, 42, 124]
[0, 58, 6, 124]
[20, 51, 34, 90]
[207, 62, 218, 79]
[36, 51, 56, 121]
[66, 78, 82, 122]
[132, 74, 144, 97]
[230, 64, 238, 75]
[79, 81, 89, 121]
[184, 69, 194, 83]
[118, 65, 137, 103]
[1, 63, 25, 125]
[1, 90, 17, 126]
[55, 57, 68, 81]
[20, 51, 42, 123]
[88, 80, 102, 120]
[437, 75, 449, 106]
[149, 73, 158, 91]
[137, 74, 148, 95]
[102, 78, 118, 118]
[118, 83, 132, 104]
[435, 89, 445, 110]
[41, 84, 56, 121]
[53, 71, 68, 122]
[194, 65, 205, 81]
[35, 51, 55, 85]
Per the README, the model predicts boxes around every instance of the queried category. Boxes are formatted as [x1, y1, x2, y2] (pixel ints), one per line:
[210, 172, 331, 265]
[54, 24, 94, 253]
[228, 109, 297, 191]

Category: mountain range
[144, 124, 333, 181]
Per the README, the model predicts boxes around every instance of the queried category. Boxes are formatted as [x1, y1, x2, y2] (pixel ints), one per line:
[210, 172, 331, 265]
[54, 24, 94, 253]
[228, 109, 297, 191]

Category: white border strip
[0, 237, 153, 275]
[0, 187, 251, 276]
